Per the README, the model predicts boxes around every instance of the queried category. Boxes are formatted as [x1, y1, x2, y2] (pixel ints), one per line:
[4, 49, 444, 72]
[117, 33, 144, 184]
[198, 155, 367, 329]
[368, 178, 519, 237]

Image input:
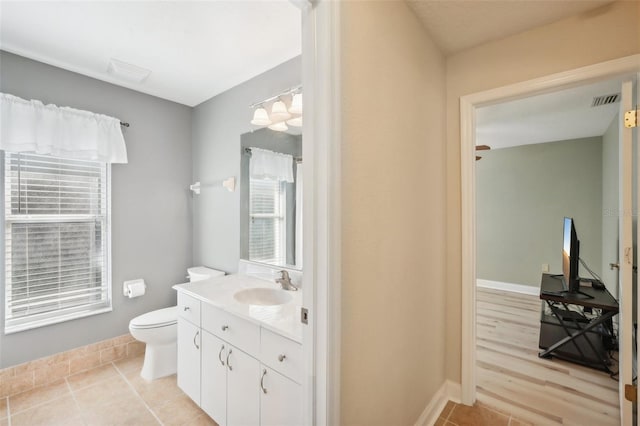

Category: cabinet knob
[183, 306, 190, 311]
[221, 325, 229, 331]
[260, 369, 268, 394]
[278, 354, 286, 362]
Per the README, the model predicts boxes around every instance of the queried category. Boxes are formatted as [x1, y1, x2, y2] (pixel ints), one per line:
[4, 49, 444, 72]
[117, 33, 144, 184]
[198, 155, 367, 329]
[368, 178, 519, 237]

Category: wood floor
[476, 287, 620, 425]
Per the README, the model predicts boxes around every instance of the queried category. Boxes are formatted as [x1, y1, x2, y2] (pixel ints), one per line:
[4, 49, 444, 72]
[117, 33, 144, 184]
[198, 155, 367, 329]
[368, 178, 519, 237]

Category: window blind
[4, 153, 111, 333]
[249, 178, 285, 265]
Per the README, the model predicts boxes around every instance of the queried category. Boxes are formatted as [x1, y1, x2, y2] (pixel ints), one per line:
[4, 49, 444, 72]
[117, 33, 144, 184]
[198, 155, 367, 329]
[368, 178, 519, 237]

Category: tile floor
[436, 400, 533, 426]
[0, 353, 552, 426]
[0, 355, 217, 426]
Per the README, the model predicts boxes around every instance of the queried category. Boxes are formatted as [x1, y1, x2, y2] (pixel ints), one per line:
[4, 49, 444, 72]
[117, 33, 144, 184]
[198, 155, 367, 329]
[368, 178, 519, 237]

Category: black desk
[538, 273, 619, 373]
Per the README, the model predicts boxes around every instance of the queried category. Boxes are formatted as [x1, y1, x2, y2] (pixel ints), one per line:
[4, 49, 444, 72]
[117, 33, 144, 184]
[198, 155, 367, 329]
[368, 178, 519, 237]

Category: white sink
[233, 288, 293, 306]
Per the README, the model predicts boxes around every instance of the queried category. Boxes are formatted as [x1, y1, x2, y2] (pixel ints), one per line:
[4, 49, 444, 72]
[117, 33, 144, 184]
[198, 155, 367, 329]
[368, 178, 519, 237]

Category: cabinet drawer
[260, 329, 302, 383]
[202, 304, 260, 356]
[177, 292, 201, 326]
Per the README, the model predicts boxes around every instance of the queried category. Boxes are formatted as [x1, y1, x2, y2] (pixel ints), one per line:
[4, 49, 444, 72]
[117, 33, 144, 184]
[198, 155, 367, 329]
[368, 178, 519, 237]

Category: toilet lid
[130, 306, 177, 329]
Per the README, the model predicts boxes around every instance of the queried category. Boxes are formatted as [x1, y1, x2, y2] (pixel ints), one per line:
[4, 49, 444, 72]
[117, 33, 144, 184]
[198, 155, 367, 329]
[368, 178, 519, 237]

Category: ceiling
[407, 0, 614, 55]
[476, 78, 625, 150]
[0, 1, 619, 107]
[0, 1, 301, 107]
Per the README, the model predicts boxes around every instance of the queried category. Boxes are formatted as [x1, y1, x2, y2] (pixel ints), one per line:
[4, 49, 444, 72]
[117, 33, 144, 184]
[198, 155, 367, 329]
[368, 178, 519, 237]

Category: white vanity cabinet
[176, 289, 302, 426]
[201, 329, 261, 426]
[259, 366, 302, 426]
[177, 292, 202, 406]
[259, 329, 303, 426]
[201, 331, 227, 425]
[226, 345, 260, 425]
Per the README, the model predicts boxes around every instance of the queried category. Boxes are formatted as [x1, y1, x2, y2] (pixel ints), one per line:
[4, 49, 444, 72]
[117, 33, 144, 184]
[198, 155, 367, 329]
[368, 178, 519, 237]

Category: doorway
[460, 55, 640, 424]
[474, 77, 622, 421]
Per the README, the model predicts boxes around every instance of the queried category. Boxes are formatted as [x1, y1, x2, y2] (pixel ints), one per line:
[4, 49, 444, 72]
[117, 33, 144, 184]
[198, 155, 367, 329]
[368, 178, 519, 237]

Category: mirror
[240, 128, 302, 270]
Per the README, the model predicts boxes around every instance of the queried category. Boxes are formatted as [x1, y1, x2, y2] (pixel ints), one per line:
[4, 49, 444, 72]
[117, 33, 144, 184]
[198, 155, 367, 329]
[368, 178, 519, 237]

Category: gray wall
[192, 57, 301, 273]
[601, 115, 619, 297]
[477, 137, 603, 287]
[0, 51, 193, 367]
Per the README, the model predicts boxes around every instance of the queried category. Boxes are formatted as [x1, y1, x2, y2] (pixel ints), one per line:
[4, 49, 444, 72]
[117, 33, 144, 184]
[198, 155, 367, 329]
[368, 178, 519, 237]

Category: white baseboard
[476, 279, 539, 296]
[415, 380, 462, 426]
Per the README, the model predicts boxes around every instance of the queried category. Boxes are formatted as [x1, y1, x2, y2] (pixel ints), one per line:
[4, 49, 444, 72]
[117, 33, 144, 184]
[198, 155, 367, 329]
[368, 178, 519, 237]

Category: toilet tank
[187, 266, 225, 282]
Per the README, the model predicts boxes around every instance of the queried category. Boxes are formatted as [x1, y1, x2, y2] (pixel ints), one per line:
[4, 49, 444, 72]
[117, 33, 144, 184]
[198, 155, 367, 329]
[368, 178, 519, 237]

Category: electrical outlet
[542, 263, 549, 273]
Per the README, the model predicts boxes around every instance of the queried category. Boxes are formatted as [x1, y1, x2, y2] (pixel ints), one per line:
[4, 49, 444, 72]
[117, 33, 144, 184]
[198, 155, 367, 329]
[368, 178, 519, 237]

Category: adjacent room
[474, 78, 627, 425]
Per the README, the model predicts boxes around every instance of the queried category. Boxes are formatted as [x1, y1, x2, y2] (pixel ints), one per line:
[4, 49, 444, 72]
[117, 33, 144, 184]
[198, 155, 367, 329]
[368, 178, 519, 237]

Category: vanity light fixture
[286, 116, 302, 127]
[270, 99, 291, 121]
[250, 85, 302, 132]
[251, 106, 271, 126]
[268, 121, 288, 132]
[289, 93, 302, 114]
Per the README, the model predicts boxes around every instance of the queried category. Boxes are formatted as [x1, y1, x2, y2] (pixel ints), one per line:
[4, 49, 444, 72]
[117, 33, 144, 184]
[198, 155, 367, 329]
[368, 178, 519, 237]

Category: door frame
[297, 1, 342, 425]
[460, 54, 640, 410]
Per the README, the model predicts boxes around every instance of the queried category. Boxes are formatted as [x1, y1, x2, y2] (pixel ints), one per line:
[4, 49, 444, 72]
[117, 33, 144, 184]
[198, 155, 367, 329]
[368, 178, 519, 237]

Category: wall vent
[107, 58, 151, 83]
[591, 93, 620, 107]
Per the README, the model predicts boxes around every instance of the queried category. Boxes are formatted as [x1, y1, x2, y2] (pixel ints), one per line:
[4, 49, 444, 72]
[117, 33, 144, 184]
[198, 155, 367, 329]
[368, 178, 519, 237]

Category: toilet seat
[130, 306, 177, 329]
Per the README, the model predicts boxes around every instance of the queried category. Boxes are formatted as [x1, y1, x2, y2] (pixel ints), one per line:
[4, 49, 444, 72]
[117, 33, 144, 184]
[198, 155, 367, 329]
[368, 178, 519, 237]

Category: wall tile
[127, 341, 146, 357]
[113, 334, 135, 346]
[69, 352, 101, 375]
[33, 362, 69, 387]
[1, 371, 34, 398]
[0, 397, 6, 419]
[100, 345, 127, 364]
[0, 334, 138, 397]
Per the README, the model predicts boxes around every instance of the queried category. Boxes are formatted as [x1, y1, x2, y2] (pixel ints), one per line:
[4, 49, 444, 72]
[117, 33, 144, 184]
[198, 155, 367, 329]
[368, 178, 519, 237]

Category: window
[249, 177, 286, 265]
[4, 153, 111, 333]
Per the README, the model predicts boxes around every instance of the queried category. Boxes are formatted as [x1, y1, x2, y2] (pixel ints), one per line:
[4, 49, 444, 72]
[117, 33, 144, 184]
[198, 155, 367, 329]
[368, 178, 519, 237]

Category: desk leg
[539, 304, 616, 373]
[540, 302, 588, 359]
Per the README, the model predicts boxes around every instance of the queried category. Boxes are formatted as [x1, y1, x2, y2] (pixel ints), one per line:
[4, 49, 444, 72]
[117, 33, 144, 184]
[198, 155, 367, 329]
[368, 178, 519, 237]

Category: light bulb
[250, 107, 271, 126]
[270, 100, 291, 121]
[287, 117, 302, 127]
[289, 93, 302, 114]
[268, 121, 288, 132]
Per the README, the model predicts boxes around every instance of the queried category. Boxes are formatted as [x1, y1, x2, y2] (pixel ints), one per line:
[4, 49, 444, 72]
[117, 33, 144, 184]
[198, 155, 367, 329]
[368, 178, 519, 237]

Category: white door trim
[300, 1, 342, 425]
[460, 54, 640, 406]
[619, 77, 636, 425]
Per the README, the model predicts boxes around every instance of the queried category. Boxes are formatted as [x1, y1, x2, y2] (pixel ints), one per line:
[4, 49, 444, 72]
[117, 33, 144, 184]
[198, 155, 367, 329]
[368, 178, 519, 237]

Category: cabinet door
[177, 319, 201, 405]
[201, 331, 227, 426]
[260, 366, 302, 426]
[226, 346, 260, 426]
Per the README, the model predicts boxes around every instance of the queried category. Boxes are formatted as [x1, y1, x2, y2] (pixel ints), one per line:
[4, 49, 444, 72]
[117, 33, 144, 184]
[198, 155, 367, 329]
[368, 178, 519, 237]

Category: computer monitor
[562, 217, 580, 293]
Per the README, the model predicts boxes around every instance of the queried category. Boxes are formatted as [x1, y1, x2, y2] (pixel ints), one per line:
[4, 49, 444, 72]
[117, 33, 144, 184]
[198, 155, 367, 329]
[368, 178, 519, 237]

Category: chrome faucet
[276, 270, 298, 291]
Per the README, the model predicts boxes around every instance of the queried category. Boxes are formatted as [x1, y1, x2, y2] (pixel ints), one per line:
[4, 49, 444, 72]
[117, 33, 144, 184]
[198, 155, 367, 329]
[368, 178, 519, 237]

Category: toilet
[129, 266, 225, 381]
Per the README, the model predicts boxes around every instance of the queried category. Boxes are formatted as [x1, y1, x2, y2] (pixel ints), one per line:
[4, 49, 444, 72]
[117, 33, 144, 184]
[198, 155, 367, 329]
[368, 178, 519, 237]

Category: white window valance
[249, 147, 294, 183]
[0, 93, 128, 163]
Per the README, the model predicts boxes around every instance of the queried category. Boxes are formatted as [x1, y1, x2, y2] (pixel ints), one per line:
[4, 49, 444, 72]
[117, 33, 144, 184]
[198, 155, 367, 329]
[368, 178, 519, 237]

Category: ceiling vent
[591, 93, 620, 107]
[107, 58, 151, 83]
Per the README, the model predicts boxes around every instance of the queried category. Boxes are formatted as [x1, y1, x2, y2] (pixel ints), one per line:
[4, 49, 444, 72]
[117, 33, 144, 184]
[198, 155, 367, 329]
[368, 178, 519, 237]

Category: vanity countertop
[173, 275, 303, 343]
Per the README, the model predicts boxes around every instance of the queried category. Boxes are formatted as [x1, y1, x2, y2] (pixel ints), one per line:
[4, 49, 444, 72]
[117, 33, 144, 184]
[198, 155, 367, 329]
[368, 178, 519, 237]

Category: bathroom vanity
[173, 274, 303, 426]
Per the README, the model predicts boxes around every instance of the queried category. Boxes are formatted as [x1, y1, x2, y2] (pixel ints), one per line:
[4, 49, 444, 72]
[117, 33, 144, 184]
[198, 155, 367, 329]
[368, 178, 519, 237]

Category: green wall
[477, 137, 603, 287]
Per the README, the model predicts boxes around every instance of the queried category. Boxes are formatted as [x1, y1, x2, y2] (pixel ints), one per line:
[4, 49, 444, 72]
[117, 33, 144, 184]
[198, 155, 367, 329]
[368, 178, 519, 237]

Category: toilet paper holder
[123, 279, 146, 298]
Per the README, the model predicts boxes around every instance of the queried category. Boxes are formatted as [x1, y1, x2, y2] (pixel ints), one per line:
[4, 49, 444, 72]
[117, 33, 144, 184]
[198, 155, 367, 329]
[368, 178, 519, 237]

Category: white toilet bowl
[129, 306, 178, 381]
[128, 266, 225, 381]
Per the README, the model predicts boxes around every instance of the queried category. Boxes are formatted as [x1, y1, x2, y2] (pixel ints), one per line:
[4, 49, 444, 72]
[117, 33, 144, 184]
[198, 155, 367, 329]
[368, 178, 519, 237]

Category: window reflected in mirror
[240, 128, 302, 270]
